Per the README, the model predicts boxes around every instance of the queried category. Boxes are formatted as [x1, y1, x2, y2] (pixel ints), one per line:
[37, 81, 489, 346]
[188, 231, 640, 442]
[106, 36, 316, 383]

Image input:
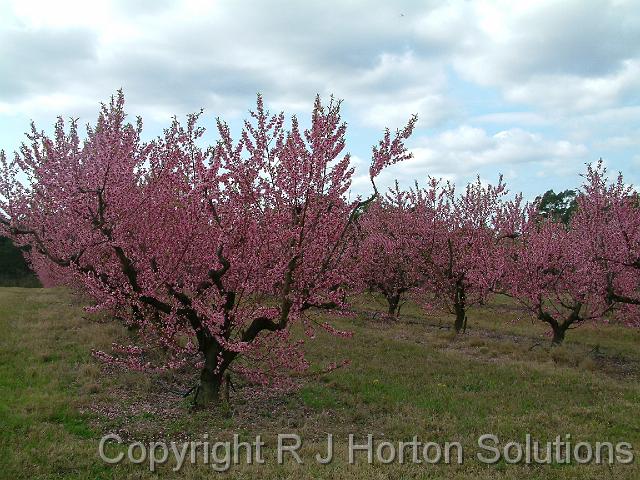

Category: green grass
[0, 287, 638, 479]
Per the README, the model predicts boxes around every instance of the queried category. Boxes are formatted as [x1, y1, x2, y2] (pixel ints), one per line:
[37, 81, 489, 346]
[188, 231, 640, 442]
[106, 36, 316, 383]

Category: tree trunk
[540, 304, 581, 345]
[454, 306, 466, 333]
[551, 322, 568, 345]
[194, 372, 222, 408]
[453, 282, 466, 333]
[193, 339, 227, 408]
[386, 293, 401, 317]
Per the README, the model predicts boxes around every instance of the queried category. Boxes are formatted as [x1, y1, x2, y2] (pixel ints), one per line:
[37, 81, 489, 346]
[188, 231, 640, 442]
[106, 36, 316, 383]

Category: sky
[0, 0, 639, 199]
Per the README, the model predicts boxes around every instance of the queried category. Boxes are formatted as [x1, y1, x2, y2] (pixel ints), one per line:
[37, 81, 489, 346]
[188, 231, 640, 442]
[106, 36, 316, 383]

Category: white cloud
[381, 126, 588, 182]
[594, 131, 640, 149]
[471, 111, 550, 127]
[0, 0, 455, 128]
[2, 0, 638, 123]
[450, 0, 640, 114]
[502, 60, 640, 113]
[0, 0, 638, 198]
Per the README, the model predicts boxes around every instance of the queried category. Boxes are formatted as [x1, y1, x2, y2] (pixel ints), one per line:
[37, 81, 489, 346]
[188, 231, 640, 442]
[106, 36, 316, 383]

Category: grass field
[0, 287, 639, 479]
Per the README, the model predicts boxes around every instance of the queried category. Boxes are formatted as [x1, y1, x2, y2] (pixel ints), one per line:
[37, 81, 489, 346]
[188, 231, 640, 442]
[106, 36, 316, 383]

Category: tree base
[192, 372, 231, 410]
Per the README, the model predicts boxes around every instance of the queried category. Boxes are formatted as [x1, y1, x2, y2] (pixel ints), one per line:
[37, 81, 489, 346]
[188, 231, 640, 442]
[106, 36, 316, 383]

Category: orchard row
[1, 93, 637, 406]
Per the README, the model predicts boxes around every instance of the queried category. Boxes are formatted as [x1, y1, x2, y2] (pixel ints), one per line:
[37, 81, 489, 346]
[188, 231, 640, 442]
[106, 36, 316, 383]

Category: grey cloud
[1, 0, 638, 155]
[450, 0, 640, 112]
[0, 27, 98, 101]
[111, 54, 274, 109]
[0, 0, 455, 125]
[503, 1, 640, 79]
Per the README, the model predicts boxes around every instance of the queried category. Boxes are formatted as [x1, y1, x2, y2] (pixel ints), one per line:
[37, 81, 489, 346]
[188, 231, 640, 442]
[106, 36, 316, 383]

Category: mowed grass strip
[0, 287, 638, 479]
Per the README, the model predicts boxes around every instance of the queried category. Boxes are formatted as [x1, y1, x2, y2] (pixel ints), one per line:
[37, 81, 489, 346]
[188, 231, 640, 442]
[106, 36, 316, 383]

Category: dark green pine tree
[534, 189, 578, 225]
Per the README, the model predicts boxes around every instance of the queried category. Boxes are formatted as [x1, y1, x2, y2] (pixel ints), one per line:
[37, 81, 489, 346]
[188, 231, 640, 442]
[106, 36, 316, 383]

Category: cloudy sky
[1, 0, 639, 198]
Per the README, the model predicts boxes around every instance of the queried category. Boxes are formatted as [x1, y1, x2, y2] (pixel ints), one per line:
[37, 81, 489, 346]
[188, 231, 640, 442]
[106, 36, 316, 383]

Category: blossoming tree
[416, 176, 519, 333]
[504, 202, 613, 344]
[571, 162, 640, 326]
[0, 92, 417, 407]
[357, 183, 427, 318]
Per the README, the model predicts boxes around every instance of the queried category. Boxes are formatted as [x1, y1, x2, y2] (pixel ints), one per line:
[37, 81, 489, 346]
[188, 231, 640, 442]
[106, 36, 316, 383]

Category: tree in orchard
[416, 176, 519, 333]
[570, 162, 640, 325]
[357, 182, 427, 318]
[0, 91, 417, 407]
[503, 202, 613, 344]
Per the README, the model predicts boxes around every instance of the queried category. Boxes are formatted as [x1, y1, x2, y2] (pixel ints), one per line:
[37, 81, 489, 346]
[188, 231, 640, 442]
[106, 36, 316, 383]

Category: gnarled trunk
[193, 339, 228, 408]
[551, 323, 568, 345]
[539, 303, 582, 345]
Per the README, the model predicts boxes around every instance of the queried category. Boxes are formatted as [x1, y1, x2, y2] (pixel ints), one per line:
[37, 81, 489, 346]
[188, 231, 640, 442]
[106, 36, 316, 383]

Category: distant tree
[358, 183, 427, 318]
[535, 189, 577, 224]
[0, 236, 39, 286]
[415, 176, 520, 333]
[504, 162, 640, 344]
[503, 205, 611, 344]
